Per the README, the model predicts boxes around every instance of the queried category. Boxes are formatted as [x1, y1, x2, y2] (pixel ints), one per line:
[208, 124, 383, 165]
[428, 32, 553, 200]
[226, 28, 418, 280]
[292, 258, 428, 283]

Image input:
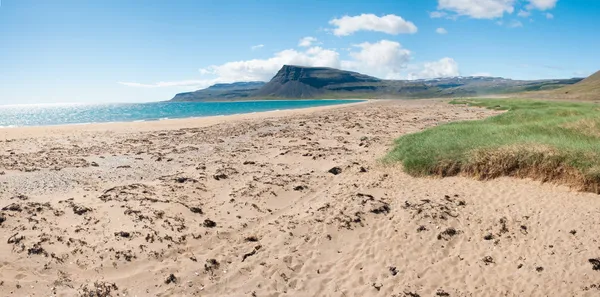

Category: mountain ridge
[170, 65, 584, 101]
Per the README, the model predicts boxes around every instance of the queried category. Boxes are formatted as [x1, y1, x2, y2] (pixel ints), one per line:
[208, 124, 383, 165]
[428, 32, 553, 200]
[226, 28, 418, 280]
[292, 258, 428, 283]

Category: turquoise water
[0, 100, 362, 128]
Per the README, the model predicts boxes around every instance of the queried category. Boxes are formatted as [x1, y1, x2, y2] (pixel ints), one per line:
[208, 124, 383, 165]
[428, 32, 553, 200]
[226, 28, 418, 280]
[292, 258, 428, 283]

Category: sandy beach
[1, 99, 600, 297]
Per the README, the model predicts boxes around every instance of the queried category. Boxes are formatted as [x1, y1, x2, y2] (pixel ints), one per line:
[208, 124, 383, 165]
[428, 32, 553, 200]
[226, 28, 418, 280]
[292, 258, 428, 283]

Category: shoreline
[0, 99, 372, 139]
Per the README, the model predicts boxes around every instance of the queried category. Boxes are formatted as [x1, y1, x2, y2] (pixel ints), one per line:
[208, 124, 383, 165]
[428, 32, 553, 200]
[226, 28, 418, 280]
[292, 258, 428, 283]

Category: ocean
[0, 100, 362, 128]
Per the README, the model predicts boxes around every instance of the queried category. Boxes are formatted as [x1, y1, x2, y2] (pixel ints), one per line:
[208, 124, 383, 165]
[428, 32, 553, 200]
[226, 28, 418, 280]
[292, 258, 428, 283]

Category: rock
[589, 258, 600, 270]
[2, 203, 22, 212]
[245, 236, 259, 242]
[203, 219, 217, 228]
[293, 185, 306, 191]
[165, 274, 177, 284]
[437, 227, 459, 240]
[213, 173, 228, 180]
[328, 167, 342, 175]
[114, 231, 131, 238]
[189, 207, 203, 214]
[372, 283, 383, 291]
[482, 256, 494, 265]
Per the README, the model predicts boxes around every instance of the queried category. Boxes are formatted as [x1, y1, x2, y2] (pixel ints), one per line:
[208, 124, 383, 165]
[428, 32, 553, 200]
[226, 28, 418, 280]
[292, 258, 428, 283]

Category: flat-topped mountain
[254, 65, 381, 98]
[170, 65, 583, 101]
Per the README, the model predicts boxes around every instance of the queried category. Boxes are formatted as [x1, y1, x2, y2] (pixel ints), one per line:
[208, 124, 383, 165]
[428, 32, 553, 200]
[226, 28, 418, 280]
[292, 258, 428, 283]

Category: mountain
[169, 65, 583, 101]
[171, 81, 265, 102]
[254, 65, 381, 98]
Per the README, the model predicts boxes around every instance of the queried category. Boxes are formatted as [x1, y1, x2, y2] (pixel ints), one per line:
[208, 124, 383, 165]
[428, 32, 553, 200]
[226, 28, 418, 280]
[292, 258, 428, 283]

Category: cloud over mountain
[408, 58, 460, 79]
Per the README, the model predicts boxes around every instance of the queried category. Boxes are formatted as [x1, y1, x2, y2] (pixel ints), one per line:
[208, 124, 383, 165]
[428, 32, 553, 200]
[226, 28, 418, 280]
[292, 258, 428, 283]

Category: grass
[384, 98, 600, 193]
[528, 70, 600, 101]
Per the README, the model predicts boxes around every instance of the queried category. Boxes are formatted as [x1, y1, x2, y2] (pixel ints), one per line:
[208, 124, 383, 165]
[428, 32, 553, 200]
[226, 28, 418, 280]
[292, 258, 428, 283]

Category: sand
[1, 99, 599, 297]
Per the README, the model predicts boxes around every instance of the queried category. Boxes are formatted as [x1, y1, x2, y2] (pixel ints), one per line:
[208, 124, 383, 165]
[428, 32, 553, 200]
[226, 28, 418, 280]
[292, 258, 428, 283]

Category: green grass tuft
[385, 98, 600, 193]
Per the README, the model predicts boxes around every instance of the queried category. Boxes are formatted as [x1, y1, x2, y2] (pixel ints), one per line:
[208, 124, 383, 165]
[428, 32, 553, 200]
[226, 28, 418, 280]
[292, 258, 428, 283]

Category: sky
[1, 0, 599, 104]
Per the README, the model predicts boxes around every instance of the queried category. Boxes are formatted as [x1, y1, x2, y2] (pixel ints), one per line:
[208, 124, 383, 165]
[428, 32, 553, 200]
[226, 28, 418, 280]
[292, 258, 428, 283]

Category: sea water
[0, 100, 362, 128]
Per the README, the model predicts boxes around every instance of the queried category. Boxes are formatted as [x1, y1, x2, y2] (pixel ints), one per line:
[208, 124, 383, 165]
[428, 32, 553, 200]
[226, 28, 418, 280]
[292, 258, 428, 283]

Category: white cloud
[436, 27, 448, 34]
[430, 11, 448, 18]
[120, 40, 461, 88]
[407, 58, 460, 80]
[435, 0, 557, 20]
[546, 12, 554, 19]
[507, 20, 523, 28]
[517, 10, 531, 17]
[436, 0, 515, 19]
[251, 44, 264, 50]
[298, 37, 318, 47]
[342, 40, 412, 78]
[329, 14, 417, 36]
[527, 0, 558, 10]
[199, 47, 341, 82]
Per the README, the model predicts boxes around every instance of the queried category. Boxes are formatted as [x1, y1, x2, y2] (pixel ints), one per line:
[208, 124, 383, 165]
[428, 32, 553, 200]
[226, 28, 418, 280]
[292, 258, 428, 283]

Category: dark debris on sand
[165, 274, 177, 284]
[437, 228, 459, 241]
[203, 219, 217, 228]
[242, 245, 261, 262]
[328, 167, 342, 175]
[589, 258, 600, 271]
[79, 281, 118, 297]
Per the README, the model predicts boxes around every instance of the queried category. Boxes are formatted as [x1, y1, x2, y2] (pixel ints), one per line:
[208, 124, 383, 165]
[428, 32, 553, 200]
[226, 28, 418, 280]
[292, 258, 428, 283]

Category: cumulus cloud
[199, 47, 341, 82]
[120, 41, 460, 88]
[527, 0, 558, 10]
[435, 0, 515, 19]
[342, 40, 412, 78]
[329, 14, 417, 36]
[298, 37, 318, 47]
[436, 27, 448, 34]
[407, 58, 460, 80]
[433, 0, 557, 20]
[251, 44, 264, 50]
[119, 46, 342, 89]
[546, 12, 554, 19]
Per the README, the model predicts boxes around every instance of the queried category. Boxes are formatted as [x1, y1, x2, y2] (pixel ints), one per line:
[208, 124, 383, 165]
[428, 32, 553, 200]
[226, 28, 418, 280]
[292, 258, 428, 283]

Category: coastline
[0, 99, 372, 139]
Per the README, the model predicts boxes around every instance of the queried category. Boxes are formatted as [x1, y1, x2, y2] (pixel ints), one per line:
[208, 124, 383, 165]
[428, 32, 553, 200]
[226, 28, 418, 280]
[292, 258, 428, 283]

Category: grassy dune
[385, 99, 600, 193]
[527, 70, 600, 101]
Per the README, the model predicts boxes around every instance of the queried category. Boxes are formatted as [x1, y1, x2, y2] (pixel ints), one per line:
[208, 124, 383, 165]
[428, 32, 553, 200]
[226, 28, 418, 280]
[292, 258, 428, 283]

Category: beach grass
[385, 98, 600, 193]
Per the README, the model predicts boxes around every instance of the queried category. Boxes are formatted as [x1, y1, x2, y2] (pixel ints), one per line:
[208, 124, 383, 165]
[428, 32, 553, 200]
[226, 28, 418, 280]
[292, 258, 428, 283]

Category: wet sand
[1, 99, 599, 296]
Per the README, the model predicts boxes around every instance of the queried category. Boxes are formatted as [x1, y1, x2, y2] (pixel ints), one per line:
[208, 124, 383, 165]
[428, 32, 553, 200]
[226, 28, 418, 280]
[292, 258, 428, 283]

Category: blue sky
[0, 0, 598, 104]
